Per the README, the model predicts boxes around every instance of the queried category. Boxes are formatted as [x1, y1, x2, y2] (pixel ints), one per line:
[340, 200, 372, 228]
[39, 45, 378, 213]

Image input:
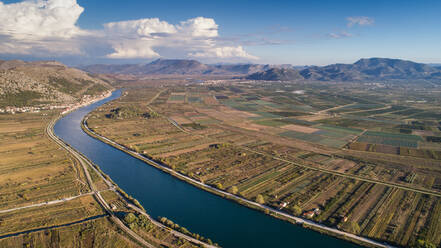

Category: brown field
[297, 113, 331, 121]
[170, 115, 193, 124]
[0, 109, 206, 247]
[156, 142, 217, 158]
[0, 217, 140, 248]
[281, 124, 320, 133]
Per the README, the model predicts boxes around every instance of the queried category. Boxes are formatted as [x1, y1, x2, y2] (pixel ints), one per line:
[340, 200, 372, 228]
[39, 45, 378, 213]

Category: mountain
[81, 59, 290, 75]
[301, 58, 440, 81]
[248, 58, 441, 81]
[0, 60, 112, 108]
[246, 68, 303, 81]
[82, 57, 441, 81]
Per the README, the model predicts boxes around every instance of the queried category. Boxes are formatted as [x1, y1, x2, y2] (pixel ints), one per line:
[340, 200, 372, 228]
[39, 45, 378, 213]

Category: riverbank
[81, 112, 393, 248]
[55, 92, 217, 248]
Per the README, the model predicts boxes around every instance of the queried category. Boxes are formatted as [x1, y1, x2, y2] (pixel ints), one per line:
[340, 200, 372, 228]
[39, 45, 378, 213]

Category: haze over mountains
[80, 59, 291, 76]
[81, 58, 441, 82]
[248, 58, 441, 81]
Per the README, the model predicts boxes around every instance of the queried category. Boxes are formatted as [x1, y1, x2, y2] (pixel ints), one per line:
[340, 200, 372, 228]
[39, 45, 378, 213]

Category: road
[0, 192, 93, 214]
[127, 204, 217, 248]
[84, 120, 394, 248]
[239, 146, 441, 197]
[0, 214, 107, 240]
[47, 117, 156, 248]
[60, 107, 215, 247]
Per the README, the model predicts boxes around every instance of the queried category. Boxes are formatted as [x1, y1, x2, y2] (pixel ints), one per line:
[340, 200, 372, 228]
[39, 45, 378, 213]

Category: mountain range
[80, 59, 290, 75]
[297, 58, 441, 81]
[81, 58, 441, 82]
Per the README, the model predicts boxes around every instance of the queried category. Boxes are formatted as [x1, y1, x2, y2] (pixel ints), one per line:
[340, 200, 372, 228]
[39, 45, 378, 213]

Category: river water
[54, 90, 359, 248]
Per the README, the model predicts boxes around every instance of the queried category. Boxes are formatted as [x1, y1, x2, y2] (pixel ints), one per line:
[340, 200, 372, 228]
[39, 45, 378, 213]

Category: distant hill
[246, 68, 303, 81]
[82, 57, 441, 81]
[0, 60, 112, 107]
[248, 58, 441, 81]
[81, 59, 290, 75]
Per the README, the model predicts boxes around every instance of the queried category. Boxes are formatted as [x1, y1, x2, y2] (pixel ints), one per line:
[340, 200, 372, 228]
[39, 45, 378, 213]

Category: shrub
[227, 186, 238, 194]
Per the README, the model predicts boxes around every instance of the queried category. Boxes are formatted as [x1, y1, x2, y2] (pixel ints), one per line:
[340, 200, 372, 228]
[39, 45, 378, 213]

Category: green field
[168, 95, 185, 101]
[357, 131, 423, 148]
[317, 124, 363, 135]
[254, 119, 287, 127]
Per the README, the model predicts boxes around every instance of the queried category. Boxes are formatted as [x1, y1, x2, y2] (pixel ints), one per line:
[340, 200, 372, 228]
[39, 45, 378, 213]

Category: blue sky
[0, 0, 440, 65]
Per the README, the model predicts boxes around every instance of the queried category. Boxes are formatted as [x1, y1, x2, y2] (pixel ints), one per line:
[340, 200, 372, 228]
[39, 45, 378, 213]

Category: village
[0, 91, 112, 115]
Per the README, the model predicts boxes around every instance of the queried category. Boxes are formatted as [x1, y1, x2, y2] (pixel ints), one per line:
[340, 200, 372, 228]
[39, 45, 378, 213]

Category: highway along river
[54, 90, 359, 248]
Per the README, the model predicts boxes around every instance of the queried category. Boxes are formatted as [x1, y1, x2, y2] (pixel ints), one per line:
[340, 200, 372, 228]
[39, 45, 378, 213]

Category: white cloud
[0, 0, 256, 62]
[328, 31, 353, 39]
[102, 16, 256, 60]
[0, 0, 87, 55]
[346, 16, 374, 27]
[178, 17, 218, 38]
[0, 0, 84, 39]
[189, 46, 258, 60]
[104, 18, 177, 37]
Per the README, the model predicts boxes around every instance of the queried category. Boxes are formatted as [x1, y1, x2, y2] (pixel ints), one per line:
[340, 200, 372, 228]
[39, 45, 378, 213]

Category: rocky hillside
[81, 59, 290, 75]
[247, 58, 441, 81]
[246, 68, 303, 81]
[0, 60, 112, 107]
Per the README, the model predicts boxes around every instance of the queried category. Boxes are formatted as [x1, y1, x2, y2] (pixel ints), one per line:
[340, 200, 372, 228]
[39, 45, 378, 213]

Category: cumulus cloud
[0, 0, 84, 39]
[0, 0, 256, 62]
[346, 16, 374, 27]
[102, 16, 256, 60]
[0, 0, 88, 55]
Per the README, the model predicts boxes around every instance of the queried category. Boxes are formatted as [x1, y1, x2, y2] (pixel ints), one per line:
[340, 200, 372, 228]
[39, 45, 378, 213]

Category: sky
[0, 0, 440, 66]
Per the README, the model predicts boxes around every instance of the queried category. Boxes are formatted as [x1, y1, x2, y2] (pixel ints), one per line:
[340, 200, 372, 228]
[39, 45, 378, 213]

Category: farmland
[0, 108, 212, 247]
[86, 79, 441, 247]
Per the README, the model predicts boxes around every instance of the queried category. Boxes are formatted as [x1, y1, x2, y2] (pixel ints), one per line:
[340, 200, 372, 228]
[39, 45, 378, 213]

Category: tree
[227, 186, 238, 194]
[256, 194, 265, 204]
[416, 240, 436, 248]
[124, 213, 137, 224]
[215, 182, 223, 190]
[291, 205, 302, 215]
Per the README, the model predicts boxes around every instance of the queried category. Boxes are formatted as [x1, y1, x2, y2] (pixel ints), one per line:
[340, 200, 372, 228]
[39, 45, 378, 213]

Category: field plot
[331, 103, 385, 113]
[0, 217, 139, 248]
[167, 93, 186, 103]
[86, 82, 441, 248]
[279, 125, 354, 148]
[0, 195, 103, 235]
[357, 131, 422, 148]
[281, 124, 319, 133]
[0, 112, 86, 210]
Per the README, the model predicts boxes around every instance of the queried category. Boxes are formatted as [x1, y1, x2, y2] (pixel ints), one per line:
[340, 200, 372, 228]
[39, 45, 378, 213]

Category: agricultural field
[0, 112, 87, 210]
[0, 111, 120, 246]
[87, 80, 441, 248]
[0, 108, 206, 247]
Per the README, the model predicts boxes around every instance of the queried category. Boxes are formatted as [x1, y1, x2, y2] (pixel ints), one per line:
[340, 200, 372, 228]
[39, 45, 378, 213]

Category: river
[54, 90, 359, 248]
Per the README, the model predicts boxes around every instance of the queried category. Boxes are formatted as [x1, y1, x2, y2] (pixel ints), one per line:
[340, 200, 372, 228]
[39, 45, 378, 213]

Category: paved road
[127, 204, 217, 248]
[85, 121, 394, 248]
[73, 113, 215, 247]
[47, 118, 156, 248]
